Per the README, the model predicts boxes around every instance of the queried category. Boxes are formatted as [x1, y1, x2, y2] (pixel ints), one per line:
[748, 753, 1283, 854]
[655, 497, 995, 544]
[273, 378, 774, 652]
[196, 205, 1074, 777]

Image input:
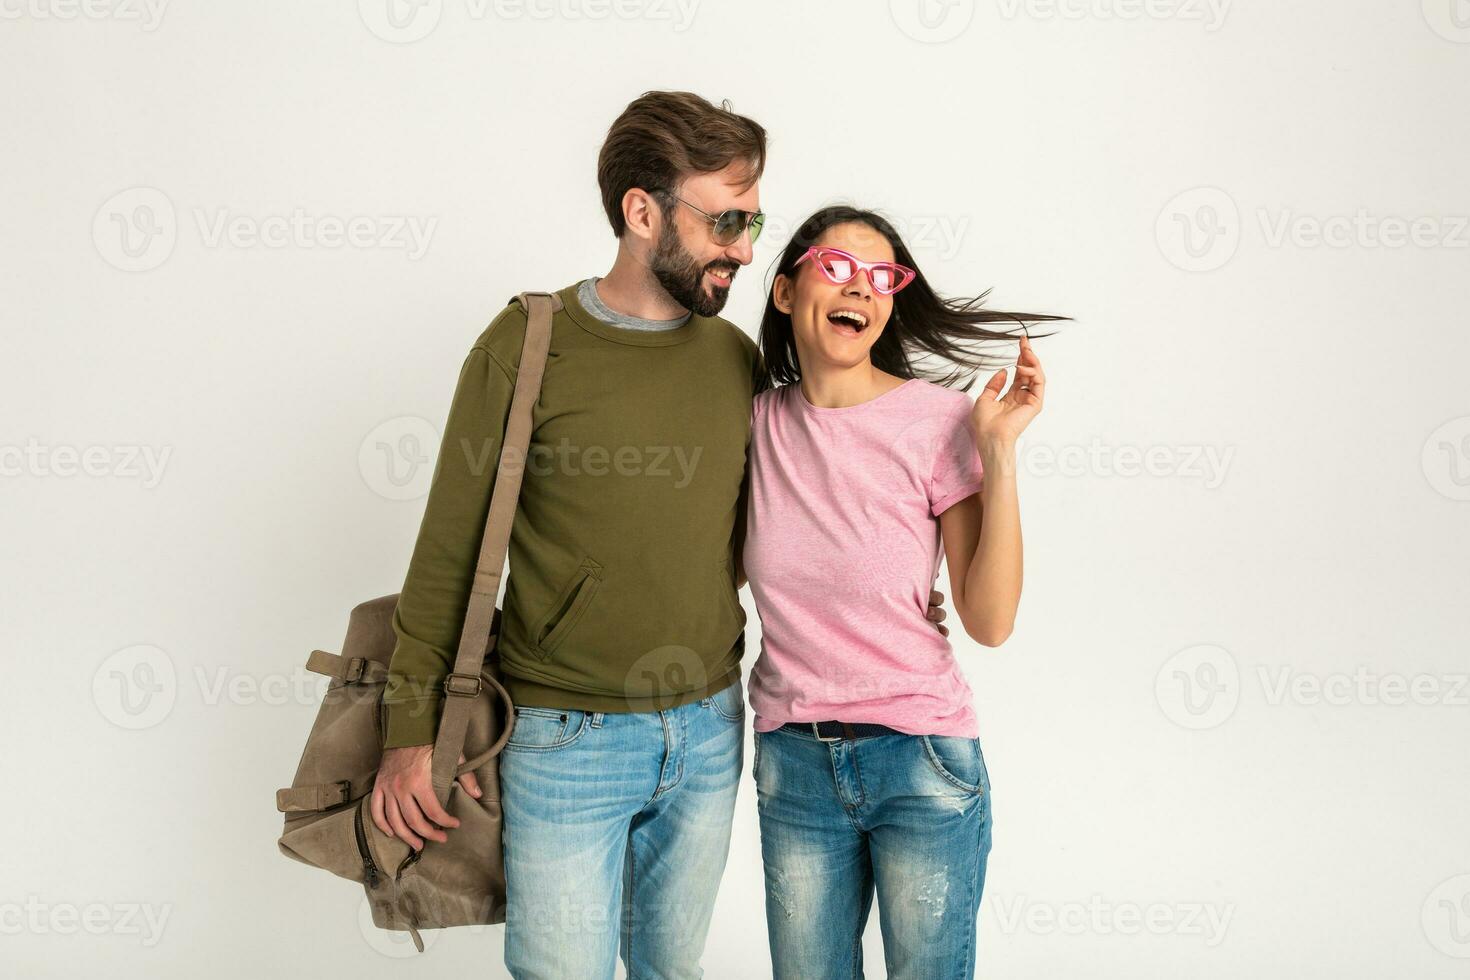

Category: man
[371, 91, 945, 979]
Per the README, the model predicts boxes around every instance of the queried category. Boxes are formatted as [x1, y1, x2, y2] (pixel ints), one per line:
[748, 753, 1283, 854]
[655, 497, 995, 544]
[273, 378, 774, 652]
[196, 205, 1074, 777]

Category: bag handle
[429, 290, 560, 804]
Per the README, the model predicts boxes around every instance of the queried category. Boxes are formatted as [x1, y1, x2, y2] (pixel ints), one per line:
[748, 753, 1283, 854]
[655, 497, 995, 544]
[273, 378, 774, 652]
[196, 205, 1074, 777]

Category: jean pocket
[920, 734, 986, 795]
[707, 680, 744, 722]
[504, 707, 589, 752]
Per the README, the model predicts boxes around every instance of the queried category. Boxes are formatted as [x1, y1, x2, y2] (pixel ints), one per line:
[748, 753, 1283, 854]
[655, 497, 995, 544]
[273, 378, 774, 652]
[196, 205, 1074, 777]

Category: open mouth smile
[826, 308, 869, 335]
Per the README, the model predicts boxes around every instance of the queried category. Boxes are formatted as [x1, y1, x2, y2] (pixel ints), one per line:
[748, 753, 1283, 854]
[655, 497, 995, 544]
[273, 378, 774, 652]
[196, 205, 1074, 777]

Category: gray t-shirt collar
[577, 277, 690, 332]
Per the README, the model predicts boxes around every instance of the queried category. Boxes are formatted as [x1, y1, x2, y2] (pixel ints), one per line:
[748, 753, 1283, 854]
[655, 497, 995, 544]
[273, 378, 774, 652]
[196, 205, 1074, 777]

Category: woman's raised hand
[972, 334, 1045, 449]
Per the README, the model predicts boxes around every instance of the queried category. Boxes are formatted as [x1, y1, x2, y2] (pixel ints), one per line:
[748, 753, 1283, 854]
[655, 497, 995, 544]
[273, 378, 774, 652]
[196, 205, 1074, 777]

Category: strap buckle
[342, 657, 367, 683]
[330, 779, 352, 806]
[443, 673, 482, 698]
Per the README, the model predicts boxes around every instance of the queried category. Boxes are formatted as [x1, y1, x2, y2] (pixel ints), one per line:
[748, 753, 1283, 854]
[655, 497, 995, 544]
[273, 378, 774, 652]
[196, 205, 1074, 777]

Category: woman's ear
[773, 273, 794, 315]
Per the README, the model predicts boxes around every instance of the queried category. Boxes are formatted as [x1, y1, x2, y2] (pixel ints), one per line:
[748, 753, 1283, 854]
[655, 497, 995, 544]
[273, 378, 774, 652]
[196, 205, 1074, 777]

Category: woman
[741, 205, 1061, 979]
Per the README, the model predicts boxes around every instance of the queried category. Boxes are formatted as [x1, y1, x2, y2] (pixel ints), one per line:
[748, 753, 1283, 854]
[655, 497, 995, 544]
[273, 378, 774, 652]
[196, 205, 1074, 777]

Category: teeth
[829, 310, 867, 328]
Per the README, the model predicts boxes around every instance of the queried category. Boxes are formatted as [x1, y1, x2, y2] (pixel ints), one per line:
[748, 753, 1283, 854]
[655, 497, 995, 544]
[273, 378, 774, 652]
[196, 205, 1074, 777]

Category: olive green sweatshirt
[381, 281, 760, 747]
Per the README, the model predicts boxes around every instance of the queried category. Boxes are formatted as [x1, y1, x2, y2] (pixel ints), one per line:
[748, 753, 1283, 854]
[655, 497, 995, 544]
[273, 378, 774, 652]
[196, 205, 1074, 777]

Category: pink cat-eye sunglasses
[794, 245, 917, 295]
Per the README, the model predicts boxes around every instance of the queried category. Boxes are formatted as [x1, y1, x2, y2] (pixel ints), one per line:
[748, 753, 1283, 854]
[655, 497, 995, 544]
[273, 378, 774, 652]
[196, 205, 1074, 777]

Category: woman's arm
[938, 334, 1045, 647]
[939, 446, 1022, 646]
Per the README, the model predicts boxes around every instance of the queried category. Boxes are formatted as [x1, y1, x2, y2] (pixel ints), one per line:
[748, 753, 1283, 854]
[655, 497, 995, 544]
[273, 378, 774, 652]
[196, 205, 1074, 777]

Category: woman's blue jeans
[754, 725, 994, 980]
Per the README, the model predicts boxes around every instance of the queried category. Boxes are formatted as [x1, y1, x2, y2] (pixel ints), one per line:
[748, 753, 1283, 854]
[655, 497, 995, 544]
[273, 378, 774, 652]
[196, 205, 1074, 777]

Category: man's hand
[370, 744, 482, 851]
[927, 589, 949, 637]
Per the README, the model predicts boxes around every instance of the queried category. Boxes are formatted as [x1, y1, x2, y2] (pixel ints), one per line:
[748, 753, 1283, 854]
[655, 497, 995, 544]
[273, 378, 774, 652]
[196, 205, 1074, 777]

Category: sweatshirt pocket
[531, 556, 603, 661]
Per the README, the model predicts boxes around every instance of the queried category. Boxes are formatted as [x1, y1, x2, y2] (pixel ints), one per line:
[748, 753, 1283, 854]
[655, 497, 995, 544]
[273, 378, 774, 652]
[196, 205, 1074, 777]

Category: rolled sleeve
[928, 400, 984, 517]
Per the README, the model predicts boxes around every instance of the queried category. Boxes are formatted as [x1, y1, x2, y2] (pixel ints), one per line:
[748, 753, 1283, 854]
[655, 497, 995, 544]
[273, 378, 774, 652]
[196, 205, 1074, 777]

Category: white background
[3, 1, 1469, 977]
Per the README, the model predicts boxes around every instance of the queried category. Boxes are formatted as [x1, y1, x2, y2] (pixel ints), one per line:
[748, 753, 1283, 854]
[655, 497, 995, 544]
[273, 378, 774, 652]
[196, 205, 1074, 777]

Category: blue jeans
[754, 726, 994, 980]
[499, 680, 744, 980]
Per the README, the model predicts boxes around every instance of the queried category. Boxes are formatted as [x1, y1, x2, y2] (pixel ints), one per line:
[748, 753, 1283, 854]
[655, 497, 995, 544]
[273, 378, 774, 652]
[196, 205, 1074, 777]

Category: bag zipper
[353, 799, 381, 889]
[396, 846, 422, 881]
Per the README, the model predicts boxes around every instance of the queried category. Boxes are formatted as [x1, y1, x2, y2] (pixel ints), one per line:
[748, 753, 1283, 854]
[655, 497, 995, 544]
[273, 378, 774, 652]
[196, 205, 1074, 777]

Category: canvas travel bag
[272, 290, 559, 952]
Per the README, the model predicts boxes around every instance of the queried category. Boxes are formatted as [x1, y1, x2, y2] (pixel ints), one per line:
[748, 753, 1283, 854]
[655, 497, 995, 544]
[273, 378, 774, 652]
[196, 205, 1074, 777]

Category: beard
[649, 219, 737, 317]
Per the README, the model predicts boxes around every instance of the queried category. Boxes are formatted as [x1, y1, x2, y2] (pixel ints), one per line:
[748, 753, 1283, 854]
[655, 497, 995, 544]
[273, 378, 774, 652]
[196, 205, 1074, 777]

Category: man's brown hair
[597, 91, 767, 237]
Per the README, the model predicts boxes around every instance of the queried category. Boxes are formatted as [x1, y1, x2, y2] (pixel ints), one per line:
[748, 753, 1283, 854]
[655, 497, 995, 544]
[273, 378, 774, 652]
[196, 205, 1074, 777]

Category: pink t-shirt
[743, 378, 985, 738]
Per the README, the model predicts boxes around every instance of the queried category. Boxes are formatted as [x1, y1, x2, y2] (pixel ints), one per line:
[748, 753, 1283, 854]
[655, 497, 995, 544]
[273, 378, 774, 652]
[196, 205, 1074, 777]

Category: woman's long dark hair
[756, 205, 1066, 392]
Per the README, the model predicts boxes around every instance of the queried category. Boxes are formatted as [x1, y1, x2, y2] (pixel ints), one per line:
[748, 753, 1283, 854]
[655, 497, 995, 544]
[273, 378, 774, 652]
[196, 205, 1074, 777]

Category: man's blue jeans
[499, 679, 744, 980]
[754, 725, 994, 980]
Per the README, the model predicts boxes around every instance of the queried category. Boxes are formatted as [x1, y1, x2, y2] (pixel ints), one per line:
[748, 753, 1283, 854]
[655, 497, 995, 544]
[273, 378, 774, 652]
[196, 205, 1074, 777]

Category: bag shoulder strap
[429, 290, 560, 801]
